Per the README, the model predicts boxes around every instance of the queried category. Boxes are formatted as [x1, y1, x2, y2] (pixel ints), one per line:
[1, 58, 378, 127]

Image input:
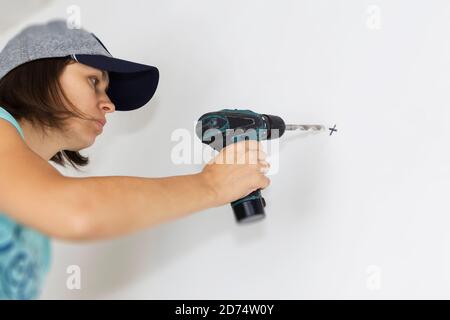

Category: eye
[89, 76, 99, 88]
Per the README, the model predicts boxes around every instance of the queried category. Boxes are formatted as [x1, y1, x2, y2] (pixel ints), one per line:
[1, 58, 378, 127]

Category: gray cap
[0, 19, 159, 111]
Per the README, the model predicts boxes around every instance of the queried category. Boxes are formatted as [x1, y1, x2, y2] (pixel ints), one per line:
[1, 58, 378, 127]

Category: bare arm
[0, 116, 268, 242]
[64, 139, 270, 242]
[64, 173, 216, 241]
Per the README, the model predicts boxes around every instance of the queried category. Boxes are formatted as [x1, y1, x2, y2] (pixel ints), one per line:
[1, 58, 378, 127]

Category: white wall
[1, 0, 449, 299]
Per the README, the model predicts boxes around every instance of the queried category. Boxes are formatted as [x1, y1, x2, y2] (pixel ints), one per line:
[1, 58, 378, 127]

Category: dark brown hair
[0, 56, 97, 171]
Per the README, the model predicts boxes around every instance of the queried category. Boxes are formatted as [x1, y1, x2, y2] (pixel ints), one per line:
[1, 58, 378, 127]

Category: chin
[83, 138, 96, 149]
[70, 136, 96, 151]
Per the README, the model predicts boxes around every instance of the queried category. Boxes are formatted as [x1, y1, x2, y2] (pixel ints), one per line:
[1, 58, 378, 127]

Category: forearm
[64, 173, 217, 241]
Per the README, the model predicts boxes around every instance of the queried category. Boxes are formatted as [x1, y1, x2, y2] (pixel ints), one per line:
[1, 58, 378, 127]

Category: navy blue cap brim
[73, 54, 159, 111]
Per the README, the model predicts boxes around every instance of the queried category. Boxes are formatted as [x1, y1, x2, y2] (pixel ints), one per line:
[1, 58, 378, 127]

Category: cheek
[59, 76, 96, 112]
[68, 92, 97, 114]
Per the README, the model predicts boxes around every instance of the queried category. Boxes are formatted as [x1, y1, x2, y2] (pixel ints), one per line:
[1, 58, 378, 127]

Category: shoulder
[0, 106, 25, 140]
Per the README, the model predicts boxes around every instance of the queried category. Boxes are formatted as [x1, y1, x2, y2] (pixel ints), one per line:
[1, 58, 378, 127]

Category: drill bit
[285, 124, 326, 132]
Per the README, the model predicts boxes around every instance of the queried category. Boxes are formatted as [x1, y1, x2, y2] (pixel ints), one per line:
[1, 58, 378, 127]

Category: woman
[0, 20, 270, 299]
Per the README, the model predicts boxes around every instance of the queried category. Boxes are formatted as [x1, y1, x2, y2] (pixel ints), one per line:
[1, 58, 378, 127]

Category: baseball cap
[0, 19, 159, 111]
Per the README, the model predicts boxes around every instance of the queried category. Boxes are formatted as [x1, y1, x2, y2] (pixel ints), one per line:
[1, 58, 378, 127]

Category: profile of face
[57, 61, 115, 151]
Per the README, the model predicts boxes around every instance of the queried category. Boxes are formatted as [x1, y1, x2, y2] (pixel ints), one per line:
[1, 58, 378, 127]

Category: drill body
[196, 109, 286, 223]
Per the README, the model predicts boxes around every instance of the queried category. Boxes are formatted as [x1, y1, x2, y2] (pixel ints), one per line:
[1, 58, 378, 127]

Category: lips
[96, 119, 106, 127]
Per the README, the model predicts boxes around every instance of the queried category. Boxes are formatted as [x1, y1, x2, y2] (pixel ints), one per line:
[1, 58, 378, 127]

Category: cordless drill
[195, 109, 324, 224]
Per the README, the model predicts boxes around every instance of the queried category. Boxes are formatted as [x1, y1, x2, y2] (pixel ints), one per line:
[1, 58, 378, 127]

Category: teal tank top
[0, 106, 51, 300]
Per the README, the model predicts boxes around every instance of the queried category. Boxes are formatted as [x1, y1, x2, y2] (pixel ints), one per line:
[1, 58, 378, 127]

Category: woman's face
[58, 61, 115, 150]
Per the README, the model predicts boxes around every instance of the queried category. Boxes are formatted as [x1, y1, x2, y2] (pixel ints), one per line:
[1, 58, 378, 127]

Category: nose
[100, 94, 116, 113]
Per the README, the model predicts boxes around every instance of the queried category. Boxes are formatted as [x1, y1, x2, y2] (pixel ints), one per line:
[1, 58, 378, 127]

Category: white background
[1, 0, 449, 299]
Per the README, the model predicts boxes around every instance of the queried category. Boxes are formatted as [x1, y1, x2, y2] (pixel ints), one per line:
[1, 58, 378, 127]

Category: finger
[259, 160, 270, 167]
[260, 176, 271, 188]
[260, 166, 270, 174]
[236, 139, 260, 151]
[238, 149, 259, 164]
[258, 149, 267, 160]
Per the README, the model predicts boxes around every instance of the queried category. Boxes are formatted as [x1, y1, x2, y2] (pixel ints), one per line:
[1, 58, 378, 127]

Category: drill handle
[231, 189, 266, 223]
